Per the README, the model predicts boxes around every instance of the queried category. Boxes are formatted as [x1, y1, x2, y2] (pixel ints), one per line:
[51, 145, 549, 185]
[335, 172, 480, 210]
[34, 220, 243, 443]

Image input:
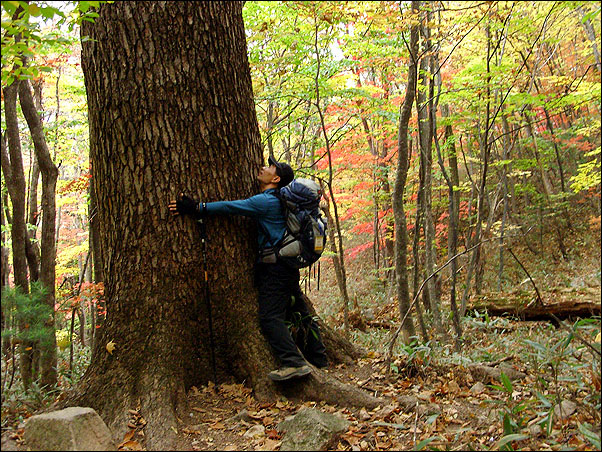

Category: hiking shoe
[268, 365, 312, 381]
[311, 359, 328, 369]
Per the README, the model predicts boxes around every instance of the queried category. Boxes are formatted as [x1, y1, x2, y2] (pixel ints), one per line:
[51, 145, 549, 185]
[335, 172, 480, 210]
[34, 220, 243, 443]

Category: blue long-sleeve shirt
[204, 188, 285, 249]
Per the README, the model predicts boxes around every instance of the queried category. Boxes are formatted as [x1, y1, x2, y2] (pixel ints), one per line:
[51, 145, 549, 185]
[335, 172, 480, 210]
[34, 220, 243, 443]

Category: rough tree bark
[68, 3, 377, 449]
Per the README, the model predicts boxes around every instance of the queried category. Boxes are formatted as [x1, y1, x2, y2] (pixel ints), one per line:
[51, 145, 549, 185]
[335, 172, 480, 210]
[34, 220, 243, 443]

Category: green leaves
[580, 7, 601, 24]
[495, 433, 529, 450]
[489, 371, 514, 393]
[570, 146, 601, 193]
[414, 436, 441, 450]
[500, 371, 514, 393]
[1, 1, 75, 86]
[578, 422, 601, 450]
[1, 282, 54, 347]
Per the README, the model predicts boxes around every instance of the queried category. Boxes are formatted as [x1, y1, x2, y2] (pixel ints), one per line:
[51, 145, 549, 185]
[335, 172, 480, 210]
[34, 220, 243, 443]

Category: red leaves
[57, 172, 91, 195]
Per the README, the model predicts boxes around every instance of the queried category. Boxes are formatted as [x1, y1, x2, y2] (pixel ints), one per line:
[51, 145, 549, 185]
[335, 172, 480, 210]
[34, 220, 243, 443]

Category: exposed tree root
[274, 367, 384, 409]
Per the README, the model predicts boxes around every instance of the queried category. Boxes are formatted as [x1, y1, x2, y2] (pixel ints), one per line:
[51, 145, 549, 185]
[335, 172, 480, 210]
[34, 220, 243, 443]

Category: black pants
[256, 262, 328, 368]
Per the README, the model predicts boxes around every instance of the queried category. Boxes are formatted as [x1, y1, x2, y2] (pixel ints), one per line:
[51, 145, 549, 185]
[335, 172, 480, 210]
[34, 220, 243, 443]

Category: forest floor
[2, 287, 600, 451]
[164, 289, 601, 452]
[2, 226, 600, 451]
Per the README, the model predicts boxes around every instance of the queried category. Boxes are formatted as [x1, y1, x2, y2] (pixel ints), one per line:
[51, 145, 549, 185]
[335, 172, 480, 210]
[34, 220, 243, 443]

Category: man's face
[258, 164, 280, 186]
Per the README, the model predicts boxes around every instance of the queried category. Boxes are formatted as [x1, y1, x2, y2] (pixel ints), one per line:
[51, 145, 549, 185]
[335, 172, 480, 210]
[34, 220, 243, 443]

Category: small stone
[243, 424, 265, 438]
[278, 407, 350, 451]
[227, 409, 253, 424]
[553, 400, 577, 419]
[528, 424, 542, 436]
[471, 382, 486, 394]
[447, 380, 461, 392]
[359, 408, 371, 421]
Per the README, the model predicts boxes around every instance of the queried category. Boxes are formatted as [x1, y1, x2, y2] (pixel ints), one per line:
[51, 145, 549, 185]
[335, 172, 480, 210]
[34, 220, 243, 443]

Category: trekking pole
[197, 216, 218, 384]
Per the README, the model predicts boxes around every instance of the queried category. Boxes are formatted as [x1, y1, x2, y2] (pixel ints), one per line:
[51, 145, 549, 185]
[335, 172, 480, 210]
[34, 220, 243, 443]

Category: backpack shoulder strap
[268, 189, 289, 213]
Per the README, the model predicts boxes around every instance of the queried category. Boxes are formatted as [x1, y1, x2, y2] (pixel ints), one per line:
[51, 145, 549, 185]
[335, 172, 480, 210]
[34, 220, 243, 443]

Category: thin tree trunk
[19, 79, 59, 388]
[412, 136, 425, 308]
[433, 46, 462, 346]
[576, 5, 601, 72]
[408, 139, 429, 341]
[498, 114, 512, 291]
[321, 190, 350, 333]
[2, 81, 34, 389]
[1, 180, 11, 357]
[522, 110, 568, 258]
[26, 154, 41, 282]
[392, 0, 419, 342]
[361, 116, 395, 283]
[416, 22, 444, 336]
[461, 20, 493, 317]
[312, 13, 351, 328]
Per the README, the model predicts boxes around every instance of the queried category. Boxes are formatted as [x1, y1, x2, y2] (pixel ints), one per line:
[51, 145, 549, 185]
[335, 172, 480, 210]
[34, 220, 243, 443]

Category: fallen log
[468, 288, 601, 321]
[365, 321, 396, 330]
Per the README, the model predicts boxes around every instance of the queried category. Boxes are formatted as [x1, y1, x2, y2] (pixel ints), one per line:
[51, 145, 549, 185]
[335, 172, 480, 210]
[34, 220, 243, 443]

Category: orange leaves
[57, 172, 91, 195]
[57, 282, 104, 317]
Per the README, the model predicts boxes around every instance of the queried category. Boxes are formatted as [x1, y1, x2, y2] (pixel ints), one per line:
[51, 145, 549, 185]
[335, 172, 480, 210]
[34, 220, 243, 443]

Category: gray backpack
[261, 178, 327, 268]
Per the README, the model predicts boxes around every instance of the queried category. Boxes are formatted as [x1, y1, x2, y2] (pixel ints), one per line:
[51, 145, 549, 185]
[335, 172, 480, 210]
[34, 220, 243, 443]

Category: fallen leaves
[157, 316, 601, 452]
[209, 421, 225, 430]
[106, 340, 116, 354]
[119, 440, 143, 451]
[118, 406, 146, 451]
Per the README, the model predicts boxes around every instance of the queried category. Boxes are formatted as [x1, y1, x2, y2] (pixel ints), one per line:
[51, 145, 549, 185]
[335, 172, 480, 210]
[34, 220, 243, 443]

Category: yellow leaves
[106, 340, 116, 354]
[56, 336, 71, 351]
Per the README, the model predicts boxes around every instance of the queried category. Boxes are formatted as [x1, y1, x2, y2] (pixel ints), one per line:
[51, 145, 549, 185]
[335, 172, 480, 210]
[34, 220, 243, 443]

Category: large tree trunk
[70, 3, 374, 449]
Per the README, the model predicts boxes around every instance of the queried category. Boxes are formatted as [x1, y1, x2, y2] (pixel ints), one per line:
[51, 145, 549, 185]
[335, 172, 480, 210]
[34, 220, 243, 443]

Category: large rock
[24, 407, 116, 451]
[277, 407, 350, 451]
